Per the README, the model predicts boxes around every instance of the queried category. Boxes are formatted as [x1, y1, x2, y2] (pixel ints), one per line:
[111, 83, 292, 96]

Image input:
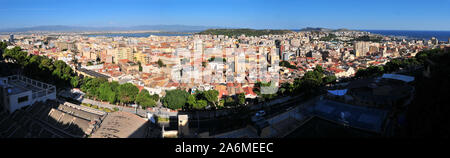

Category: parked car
[255, 110, 266, 117]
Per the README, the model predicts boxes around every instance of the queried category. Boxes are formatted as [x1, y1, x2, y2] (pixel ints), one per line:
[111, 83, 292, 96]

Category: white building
[0, 75, 56, 113]
[335, 67, 355, 78]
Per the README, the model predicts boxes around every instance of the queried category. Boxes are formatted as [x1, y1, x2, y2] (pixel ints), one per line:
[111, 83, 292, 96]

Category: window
[18, 96, 28, 103]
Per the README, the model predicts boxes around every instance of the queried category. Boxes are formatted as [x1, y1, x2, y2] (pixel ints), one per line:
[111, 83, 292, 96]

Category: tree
[291, 65, 326, 97]
[323, 75, 337, 85]
[70, 76, 80, 88]
[208, 57, 216, 62]
[2, 45, 82, 89]
[136, 89, 156, 108]
[106, 90, 117, 104]
[97, 82, 118, 104]
[28, 55, 41, 65]
[224, 96, 236, 107]
[279, 61, 297, 69]
[186, 93, 209, 110]
[237, 93, 246, 105]
[107, 81, 120, 104]
[157, 59, 165, 67]
[319, 33, 337, 41]
[98, 82, 112, 101]
[219, 99, 225, 108]
[204, 90, 219, 108]
[3, 46, 29, 67]
[187, 94, 197, 109]
[161, 89, 189, 110]
[253, 81, 279, 100]
[118, 83, 139, 105]
[39, 57, 54, 72]
[81, 78, 107, 98]
[0, 42, 7, 60]
[355, 66, 384, 78]
[314, 65, 324, 74]
[138, 61, 143, 72]
[80, 77, 92, 92]
[150, 94, 160, 102]
[194, 100, 207, 110]
[404, 49, 450, 137]
[280, 82, 294, 95]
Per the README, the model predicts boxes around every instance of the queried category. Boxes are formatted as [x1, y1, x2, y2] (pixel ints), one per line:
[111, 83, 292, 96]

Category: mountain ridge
[0, 25, 226, 33]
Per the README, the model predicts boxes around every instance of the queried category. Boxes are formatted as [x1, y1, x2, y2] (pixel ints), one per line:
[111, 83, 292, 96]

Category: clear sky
[1, 0, 450, 30]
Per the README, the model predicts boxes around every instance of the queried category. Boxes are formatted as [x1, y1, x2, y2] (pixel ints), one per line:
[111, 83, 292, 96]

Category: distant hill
[298, 27, 333, 32]
[197, 29, 293, 37]
[296, 27, 358, 32]
[0, 25, 223, 33]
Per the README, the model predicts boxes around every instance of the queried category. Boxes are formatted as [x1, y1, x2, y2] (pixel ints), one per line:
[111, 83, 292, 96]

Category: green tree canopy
[279, 61, 297, 69]
[150, 94, 160, 102]
[157, 59, 165, 67]
[0, 42, 7, 60]
[237, 93, 246, 105]
[136, 89, 156, 108]
[194, 100, 208, 110]
[3, 46, 30, 67]
[323, 75, 337, 85]
[81, 78, 108, 98]
[187, 94, 208, 110]
[161, 89, 189, 110]
[118, 83, 139, 104]
[204, 90, 219, 108]
[70, 76, 80, 88]
[224, 96, 236, 107]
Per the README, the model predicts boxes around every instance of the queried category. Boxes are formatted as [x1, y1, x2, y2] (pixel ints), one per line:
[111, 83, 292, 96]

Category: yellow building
[134, 51, 151, 65]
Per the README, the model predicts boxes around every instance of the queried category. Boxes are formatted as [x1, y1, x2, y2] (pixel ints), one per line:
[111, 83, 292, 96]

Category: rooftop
[313, 99, 388, 133]
[78, 68, 111, 79]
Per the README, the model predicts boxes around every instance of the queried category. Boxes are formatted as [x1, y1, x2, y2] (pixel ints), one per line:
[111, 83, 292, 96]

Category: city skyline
[2, 0, 450, 31]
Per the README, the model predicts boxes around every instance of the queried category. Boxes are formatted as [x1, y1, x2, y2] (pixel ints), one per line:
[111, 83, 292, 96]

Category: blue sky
[1, 0, 450, 30]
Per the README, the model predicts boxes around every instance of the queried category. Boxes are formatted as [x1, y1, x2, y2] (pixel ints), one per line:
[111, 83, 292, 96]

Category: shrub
[104, 108, 112, 113]
[157, 116, 169, 122]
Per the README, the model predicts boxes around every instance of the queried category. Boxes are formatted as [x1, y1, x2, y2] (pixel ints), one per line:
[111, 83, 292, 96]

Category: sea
[362, 30, 450, 41]
[85, 32, 192, 38]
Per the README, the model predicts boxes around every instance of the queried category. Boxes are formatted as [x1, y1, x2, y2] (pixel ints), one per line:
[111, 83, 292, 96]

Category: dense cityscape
[1, 27, 449, 138]
[1, 1, 450, 147]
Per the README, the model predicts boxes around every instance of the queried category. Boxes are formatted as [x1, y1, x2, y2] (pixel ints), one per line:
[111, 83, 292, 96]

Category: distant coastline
[80, 30, 450, 40]
[362, 30, 450, 41]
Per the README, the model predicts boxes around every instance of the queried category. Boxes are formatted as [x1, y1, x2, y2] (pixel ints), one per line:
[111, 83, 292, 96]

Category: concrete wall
[2, 75, 57, 113]
[8, 90, 33, 113]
